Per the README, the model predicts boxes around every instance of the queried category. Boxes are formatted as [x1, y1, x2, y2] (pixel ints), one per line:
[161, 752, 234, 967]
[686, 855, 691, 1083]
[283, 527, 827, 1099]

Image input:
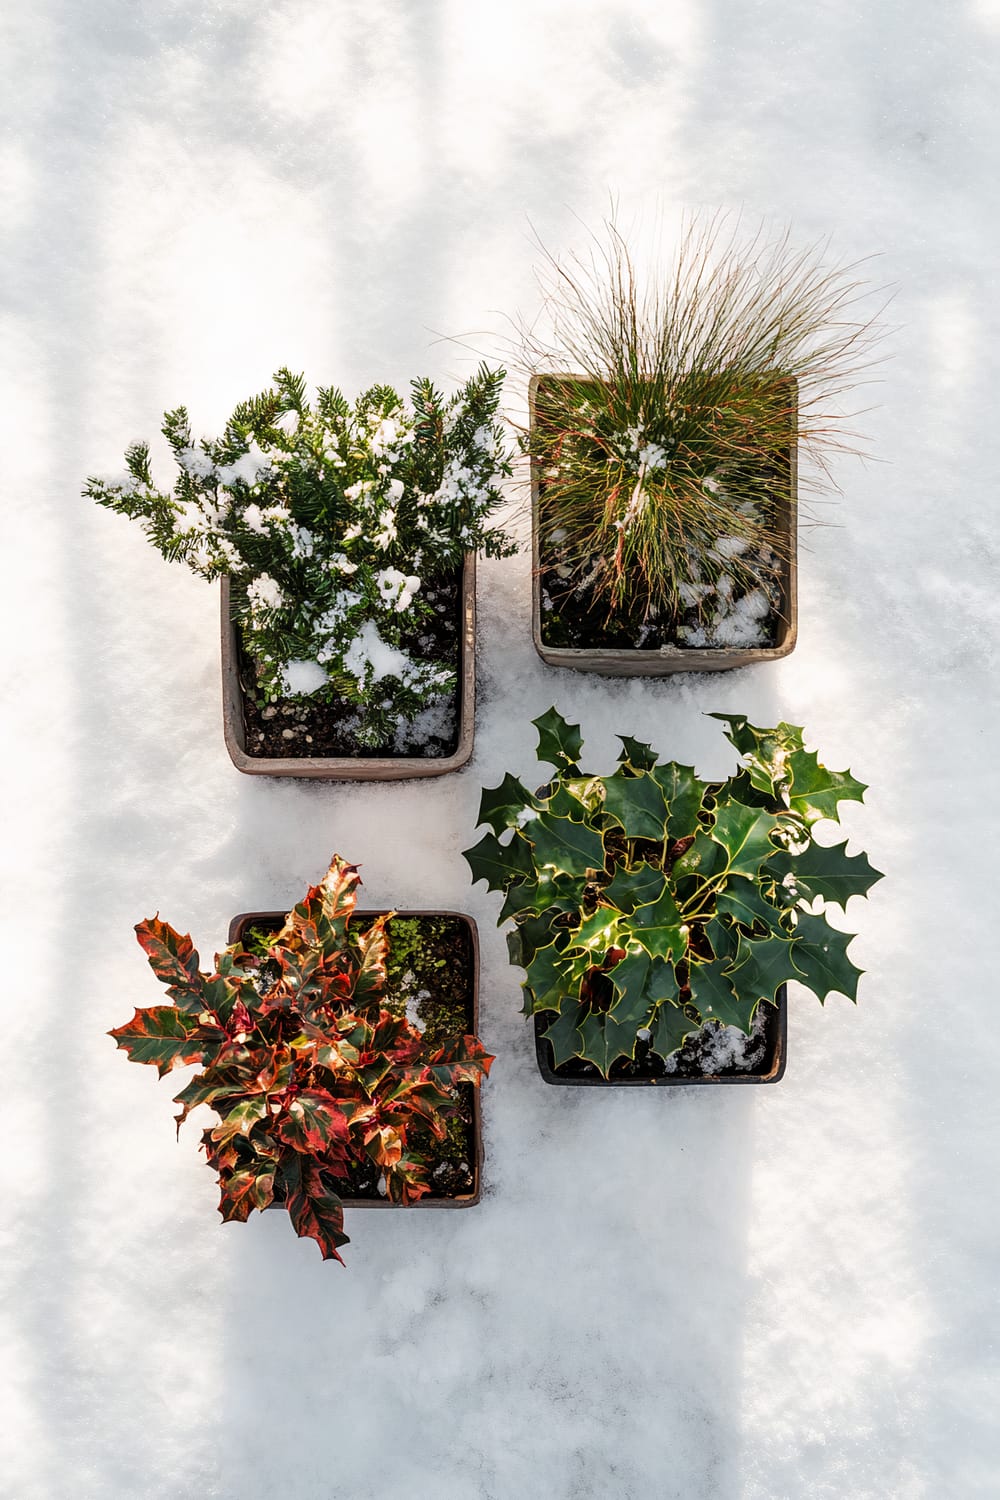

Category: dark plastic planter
[533, 986, 788, 1086]
[228, 908, 483, 1205]
[529, 373, 798, 675]
[221, 555, 477, 778]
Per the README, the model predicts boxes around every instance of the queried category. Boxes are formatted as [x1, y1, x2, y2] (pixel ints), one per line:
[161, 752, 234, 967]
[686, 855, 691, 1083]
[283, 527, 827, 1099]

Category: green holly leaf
[715, 876, 786, 931]
[710, 803, 779, 876]
[109, 1006, 211, 1078]
[627, 886, 688, 962]
[601, 770, 669, 841]
[673, 831, 727, 882]
[508, 909, 562, 966]
[533, 706, 583, 769]
[767, 841, 883, 907]
[790, 910, 863, 1002]
[464, 830, 531, 891]
[606, 948, 652, 1009]
[478, 773, 536, 835]
[650, 761, 703, 839]
[648, 999, 697, 1060]
[499, 871, 585, 922]
[568, 907, 624, 956]
[709, 713, 804, 759]
[787, 750, 867, 826]
[617, 734, 659, 772]
[728, 933, 803, 1003]
[687, 957, 739, 1022]
[603, 861, 665, 914]
[524, 940, 571, 1011]
[542, 1003, 587, 1069]
[545, 782, 591, 823]
[528, 813, 606, 877]
[704, 916, 739, 963]
[575, 1009, 641, 1076]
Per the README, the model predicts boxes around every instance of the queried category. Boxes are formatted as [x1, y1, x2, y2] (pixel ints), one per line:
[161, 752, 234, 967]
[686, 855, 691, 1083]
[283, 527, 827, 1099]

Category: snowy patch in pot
[519, 212, 887, 674]
[85, 365, 515, 777]
[109, 855, 492, 1263]
[463, 707, 881, 1085]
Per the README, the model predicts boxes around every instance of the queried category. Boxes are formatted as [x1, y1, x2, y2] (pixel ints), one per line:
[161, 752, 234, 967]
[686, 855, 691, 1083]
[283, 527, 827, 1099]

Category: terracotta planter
[529, 373, 798, 674]
[533, 987, 788, 1087]
[221, 556, 477, 778]
[228, 909, 483, 1206]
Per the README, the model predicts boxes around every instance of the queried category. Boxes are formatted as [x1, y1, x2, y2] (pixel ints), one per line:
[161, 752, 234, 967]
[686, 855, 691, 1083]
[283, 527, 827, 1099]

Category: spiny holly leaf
[650, 761, 703, 840]
[135, 918, 205, 1012]
[715, 876, 786, 931]
[617, 734, 658, 772]
[673, 830, 728, 885]
[277, 1089, 352, 1161]
[787, 750, 867, 827]
[567, 906, 625, 958]
[543, 1004, 587, 1069]
[687, 958, 741, 1023]
[219, 1165, 275, 1223]
[606, 947, 652, 1010]
[626, 886, 688, 962]
[604, 861, 665, 914]
[478, 773, 537, 835]
[704, 915, 739, 963]
[523, 940, 570, 1012]
[109, 1007, 212, 1077]
[281, 1156, 349, 1264]
[790, 911, 863, 1003]
[533, 705, 583, 769]
[465, 829, 532, 891]
[172, 1072, 249, 1133]
[601, 770, 668, 841]
[528, 812, 606, 878]
[507, 908, 562, 967]
[545, 782, 592, 823]
[648, 999, 698, 1061]
[728, 933, 803, 1004]
[498, 870, 586, 922]
[575, 1005, 644, 1076]
[710, 713, 804, 759]
[710, 803, 780, 877]
[767, 841, 883, 907]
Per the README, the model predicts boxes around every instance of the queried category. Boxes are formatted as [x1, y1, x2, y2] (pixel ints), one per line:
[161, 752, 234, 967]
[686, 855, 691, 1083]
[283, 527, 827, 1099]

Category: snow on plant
[520, 211, 887, 640]
[85, 366, 515, 745]
[464, 708, 882, 1078]
[109, 855, 494, 1263]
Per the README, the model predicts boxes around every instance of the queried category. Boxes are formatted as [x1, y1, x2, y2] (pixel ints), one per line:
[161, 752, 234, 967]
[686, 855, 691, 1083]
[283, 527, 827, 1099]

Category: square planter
[228, 908, 483, 1206]
[221, 555, 477, 778]
[533, 987, 788, 1086]
[529, 373, 798, 675]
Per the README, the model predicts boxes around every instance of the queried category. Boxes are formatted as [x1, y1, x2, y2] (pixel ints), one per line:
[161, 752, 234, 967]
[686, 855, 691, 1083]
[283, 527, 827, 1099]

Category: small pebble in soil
[281, 728, 295, 740]
[305, 735, 313, 743]
[262, 707, 277, 720]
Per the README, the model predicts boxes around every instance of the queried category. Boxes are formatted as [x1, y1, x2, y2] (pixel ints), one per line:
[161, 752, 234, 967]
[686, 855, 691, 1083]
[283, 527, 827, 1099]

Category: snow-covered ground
[3, 4, 999, 1497]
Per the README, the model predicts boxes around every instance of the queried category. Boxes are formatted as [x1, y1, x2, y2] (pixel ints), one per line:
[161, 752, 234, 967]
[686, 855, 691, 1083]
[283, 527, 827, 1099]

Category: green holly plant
[110, 855, 493, 1263]
[464, 708, 882, 1078]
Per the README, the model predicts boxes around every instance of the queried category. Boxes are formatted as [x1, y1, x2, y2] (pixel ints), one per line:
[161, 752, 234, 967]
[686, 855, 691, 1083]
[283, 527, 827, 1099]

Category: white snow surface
[3, 5, 999, 1499]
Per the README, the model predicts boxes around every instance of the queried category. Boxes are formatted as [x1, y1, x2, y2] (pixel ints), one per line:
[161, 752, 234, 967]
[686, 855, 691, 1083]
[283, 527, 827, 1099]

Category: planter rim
[228, 908, 484, 1206]
[533, 984, 788, 1087]
[528, 371, 798, 675]
[221, 555, 477, 778]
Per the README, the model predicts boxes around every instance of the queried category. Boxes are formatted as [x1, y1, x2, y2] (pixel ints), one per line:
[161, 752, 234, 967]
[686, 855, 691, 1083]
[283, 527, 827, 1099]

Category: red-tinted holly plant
[110, 855, 493, 1263]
